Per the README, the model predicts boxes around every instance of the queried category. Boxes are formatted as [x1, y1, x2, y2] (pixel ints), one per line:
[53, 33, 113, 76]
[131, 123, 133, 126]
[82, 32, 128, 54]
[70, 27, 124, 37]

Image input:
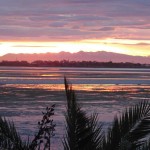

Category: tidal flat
[0, 67, 150, 149]
[0, 84, 150, 149]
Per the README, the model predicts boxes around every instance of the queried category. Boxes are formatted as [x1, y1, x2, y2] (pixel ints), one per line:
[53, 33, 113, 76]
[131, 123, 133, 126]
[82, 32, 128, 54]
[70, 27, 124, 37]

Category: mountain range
[0, 51, 149, 64]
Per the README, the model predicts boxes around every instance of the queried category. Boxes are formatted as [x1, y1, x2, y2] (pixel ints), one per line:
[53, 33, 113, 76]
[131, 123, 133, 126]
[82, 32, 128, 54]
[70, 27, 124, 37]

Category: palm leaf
[0, 116, 28, 150]
[63, 77, 104, 150]
[139, 138, 150, 150]
[104, 101, 150, 150]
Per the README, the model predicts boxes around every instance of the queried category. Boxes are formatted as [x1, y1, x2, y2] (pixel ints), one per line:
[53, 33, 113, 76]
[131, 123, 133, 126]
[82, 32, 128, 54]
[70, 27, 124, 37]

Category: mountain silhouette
[0, 51, 149, 64]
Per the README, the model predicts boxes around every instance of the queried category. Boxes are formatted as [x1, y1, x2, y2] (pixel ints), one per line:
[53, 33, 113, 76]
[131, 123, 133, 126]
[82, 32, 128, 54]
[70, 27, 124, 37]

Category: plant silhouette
[0, 78, 150, 150]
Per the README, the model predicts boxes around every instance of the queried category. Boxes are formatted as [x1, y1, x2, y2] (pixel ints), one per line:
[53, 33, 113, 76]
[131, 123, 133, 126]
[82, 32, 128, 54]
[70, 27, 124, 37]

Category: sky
[0, 0, 150, 56]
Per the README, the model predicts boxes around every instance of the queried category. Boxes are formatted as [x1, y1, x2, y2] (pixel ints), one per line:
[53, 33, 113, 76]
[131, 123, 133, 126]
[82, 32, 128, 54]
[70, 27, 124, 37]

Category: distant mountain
[0, 51, 149, 64]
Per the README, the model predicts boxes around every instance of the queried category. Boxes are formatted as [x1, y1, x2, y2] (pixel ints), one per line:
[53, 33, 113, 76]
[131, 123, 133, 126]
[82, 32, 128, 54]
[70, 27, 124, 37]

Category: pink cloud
[0, 0, 149, 41]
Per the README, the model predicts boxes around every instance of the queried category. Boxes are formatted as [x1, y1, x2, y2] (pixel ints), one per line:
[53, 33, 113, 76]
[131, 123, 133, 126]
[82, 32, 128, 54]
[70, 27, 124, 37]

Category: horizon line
[1, 50, 150, 57]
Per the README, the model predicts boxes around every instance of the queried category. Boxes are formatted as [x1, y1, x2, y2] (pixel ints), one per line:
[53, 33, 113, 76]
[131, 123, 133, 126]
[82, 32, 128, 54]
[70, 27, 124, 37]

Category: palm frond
[0, 116, 28, 150]
[63, 77, 104, 150]
[139, 138, 150, 150]
[104, 101, 150, 150]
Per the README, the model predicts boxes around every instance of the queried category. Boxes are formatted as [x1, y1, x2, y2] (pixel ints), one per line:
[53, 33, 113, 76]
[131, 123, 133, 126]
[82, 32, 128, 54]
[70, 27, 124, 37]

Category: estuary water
[0, 66, 150, 84]
[0, 67, 150, 149]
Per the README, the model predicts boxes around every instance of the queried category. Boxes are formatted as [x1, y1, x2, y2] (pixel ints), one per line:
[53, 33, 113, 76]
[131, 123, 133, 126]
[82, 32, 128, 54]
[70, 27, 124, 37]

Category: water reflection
[0, 67, 150, 149]
[0, 67, 150, 85]
[0, 84, 149, 149]
[2, 83, 150, 92]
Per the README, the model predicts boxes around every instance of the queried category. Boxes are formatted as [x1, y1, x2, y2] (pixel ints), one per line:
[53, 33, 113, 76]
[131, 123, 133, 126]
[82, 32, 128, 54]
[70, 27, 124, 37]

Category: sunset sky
[0, 0, 150, 56]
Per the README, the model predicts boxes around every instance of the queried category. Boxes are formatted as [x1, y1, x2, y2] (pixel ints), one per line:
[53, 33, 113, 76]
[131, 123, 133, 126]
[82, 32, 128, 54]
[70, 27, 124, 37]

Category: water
[0, 67, 150, 149]
[0, 66, 150, 84]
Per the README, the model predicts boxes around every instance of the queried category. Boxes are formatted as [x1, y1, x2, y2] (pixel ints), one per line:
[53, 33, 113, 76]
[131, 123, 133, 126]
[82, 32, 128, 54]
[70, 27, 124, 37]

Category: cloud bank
[0, 0, 149, 41]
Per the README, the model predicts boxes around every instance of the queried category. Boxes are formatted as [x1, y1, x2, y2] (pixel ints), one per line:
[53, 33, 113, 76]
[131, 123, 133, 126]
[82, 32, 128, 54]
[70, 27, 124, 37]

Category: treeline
[0, 60, 149, 68]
